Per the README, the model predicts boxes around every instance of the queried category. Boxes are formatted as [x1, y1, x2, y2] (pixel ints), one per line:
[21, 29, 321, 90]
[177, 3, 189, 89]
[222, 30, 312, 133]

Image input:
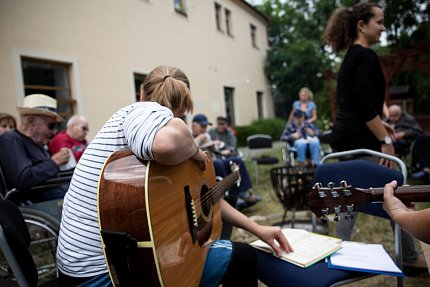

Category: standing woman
[324, 2, 395, 168]
[287, 87, 317, 124]
[323, 4, 428, 272]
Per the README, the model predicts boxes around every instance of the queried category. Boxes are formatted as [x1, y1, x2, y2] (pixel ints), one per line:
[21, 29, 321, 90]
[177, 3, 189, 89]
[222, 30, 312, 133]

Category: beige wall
[0, 0, 273, 140]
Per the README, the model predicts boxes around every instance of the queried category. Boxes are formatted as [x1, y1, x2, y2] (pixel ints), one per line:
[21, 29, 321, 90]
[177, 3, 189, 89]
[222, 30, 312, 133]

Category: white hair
[67, 115, 87, 128]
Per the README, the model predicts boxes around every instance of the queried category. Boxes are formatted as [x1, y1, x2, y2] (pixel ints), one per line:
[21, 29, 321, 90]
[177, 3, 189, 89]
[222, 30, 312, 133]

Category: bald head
[388, 105, 402, 124]
[67, 115, 89, 142]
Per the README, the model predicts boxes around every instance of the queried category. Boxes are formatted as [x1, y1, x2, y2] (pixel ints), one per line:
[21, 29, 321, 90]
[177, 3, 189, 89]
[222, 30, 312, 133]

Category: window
[225, 8, 232, 36]
[174, 0, 187, 16]
[256, 91, 263, 119]
[134, 73, 147, 102]
[214, 2, 223, 32]
[250, 24, 258, 48]
[224, 87, 235, 126]
[21, 57, 74, 122]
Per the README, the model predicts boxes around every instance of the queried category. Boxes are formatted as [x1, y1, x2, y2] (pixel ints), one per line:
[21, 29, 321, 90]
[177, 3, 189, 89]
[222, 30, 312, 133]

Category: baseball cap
[192, 114, 212, 126]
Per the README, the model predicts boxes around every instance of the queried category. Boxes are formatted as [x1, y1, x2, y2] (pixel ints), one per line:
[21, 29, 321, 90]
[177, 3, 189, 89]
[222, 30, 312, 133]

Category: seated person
[287, 87, 317, 124]
[385, 104, 423, 156]
[208, 116, 238, 159]
[0, 113, 16, 135]
[49, 115, 89, 162]
[0, 94, 71, 203]
[192, 114, 260, 210]
[281, 109, 321, 166]
[56, 65, 293, 287]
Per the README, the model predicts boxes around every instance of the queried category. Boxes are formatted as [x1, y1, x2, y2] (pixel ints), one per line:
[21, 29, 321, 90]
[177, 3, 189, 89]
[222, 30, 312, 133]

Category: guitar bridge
[184, 185, 197, 243]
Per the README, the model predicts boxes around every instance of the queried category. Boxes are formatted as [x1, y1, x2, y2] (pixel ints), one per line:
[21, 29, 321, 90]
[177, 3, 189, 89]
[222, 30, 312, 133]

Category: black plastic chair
[246, 134, 279, 184]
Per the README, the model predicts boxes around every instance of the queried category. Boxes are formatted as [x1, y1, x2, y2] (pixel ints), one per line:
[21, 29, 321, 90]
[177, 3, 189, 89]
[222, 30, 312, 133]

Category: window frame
[21, 56, 75, 122]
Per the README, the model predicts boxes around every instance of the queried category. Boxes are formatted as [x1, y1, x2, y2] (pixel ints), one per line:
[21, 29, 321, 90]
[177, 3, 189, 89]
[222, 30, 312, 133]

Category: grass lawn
[233, 147, 430, 287]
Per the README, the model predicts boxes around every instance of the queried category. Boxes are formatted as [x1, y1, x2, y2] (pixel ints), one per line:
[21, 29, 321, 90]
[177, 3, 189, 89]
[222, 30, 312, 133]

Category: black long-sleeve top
[329, 44, 386, 152]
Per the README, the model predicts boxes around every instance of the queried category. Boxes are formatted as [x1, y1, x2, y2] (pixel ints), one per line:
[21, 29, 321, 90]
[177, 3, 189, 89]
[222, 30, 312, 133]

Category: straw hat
[17, 94, 63, 122]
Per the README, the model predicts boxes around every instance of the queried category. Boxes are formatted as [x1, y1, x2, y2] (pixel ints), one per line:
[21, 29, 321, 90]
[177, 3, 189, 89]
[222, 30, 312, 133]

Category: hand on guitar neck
[383, 180, 430, 245]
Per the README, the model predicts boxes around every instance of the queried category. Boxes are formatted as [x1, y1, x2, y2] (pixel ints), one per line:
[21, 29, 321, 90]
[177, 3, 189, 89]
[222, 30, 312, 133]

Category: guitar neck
[364, 185, 430, 202]
[211, 171, 240, 203]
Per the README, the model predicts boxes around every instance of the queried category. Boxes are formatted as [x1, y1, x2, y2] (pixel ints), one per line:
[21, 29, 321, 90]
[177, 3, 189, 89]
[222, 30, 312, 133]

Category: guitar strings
[191, 173, 239, 215]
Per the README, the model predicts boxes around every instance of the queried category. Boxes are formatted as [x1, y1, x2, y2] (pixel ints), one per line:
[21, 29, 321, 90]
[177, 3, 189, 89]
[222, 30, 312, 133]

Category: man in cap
[0, 94, 71, 203]
[192, 114, 260, 213]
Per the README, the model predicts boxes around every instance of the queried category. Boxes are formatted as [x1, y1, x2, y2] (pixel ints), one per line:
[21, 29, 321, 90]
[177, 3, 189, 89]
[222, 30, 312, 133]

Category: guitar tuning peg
[340, 180, 348, 187]
[328, 182, 335, 189]
[344, 204, 354, 220]
[321, 208, 329, 224]
[321, 217, 329, 224]
[334, 205, 341, 222]
[313, 182, 322, 190]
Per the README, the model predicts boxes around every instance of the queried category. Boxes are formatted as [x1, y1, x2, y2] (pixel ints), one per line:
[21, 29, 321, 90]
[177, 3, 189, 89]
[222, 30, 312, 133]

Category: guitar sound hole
[200, 185, 212, 217]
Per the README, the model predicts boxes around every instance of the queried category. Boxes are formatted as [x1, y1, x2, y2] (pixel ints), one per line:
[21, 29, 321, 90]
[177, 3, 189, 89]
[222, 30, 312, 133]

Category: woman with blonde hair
[56, 65, 292, 287]
[287, 87, 317, 124]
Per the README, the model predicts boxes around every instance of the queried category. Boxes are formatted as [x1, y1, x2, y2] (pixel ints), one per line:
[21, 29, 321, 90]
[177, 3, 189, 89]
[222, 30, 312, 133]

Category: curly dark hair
[324, 2, 381, 52]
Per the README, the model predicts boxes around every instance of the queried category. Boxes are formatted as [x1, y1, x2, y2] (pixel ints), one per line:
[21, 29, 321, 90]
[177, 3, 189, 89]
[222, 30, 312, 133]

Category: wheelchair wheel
[21, 208, 60, 284]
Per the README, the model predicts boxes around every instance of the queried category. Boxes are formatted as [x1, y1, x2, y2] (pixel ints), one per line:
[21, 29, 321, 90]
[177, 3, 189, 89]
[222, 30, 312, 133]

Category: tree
[258, 0, 345, 122]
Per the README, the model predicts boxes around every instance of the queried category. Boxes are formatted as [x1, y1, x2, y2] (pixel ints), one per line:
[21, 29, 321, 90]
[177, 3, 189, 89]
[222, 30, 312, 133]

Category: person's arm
[307, 102, 317, 123]
[152, 118, 207, 169]
[0, 134, 59, 189]
[383, 180, 430, 244]
[220, 199, 293, 255]
[366, 116, 396, 169]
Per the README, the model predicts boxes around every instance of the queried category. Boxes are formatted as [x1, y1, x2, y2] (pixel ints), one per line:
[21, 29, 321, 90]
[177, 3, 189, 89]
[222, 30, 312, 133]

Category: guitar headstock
[308, 181, 373, 224]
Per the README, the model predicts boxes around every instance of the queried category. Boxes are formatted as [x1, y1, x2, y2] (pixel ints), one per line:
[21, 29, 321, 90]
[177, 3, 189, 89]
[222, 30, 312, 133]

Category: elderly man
[49, 115, 89, 162]
[386, 104, 423, 156]
[0, 94, 70, 203]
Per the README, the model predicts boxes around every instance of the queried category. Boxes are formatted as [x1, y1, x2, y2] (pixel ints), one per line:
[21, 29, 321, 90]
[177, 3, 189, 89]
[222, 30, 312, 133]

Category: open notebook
[250, 228, 342, 268]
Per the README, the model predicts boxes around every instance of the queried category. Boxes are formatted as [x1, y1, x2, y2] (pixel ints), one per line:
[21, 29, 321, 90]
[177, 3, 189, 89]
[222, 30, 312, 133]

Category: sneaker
[411, 170, 427, 179]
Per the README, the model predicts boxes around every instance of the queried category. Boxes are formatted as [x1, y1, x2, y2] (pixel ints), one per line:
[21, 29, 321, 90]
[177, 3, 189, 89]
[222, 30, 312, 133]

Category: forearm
[366, 115, 389, 141]
[152, 118, 199, 165]
[393, 209, 430, 244]
[221, 199, 260, 235]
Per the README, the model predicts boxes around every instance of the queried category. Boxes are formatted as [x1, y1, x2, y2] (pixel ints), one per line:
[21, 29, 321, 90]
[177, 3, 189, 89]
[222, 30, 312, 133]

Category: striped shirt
[56, 102, 173, 277]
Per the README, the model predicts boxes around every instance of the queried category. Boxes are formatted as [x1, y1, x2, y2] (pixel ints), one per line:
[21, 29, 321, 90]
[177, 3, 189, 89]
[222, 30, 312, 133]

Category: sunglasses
[47, 122, 57, 130]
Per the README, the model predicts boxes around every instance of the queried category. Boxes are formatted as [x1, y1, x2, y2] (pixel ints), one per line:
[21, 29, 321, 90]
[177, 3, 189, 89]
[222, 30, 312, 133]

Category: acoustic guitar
[308, 181, 430, 223]
[97, 148, 239, 287]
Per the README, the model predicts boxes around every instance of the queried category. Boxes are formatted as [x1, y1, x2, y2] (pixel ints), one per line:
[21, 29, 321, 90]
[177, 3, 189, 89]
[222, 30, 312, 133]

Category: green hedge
[234, 118, 286, 147]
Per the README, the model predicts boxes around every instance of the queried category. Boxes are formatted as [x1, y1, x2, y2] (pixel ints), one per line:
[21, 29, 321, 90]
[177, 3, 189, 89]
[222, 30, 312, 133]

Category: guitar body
[98, 148, 221, 287]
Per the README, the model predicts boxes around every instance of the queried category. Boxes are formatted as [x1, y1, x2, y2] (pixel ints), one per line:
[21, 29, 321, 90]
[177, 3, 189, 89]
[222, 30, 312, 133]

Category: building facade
[0, 0, 274, 139]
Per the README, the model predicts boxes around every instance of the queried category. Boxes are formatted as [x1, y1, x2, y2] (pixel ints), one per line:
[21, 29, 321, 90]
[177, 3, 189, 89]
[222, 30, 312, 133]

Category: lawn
[233, 146, 430, 287]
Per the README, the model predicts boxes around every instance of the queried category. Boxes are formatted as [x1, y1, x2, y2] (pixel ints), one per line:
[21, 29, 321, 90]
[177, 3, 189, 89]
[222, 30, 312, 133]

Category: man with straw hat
[0, 94, 71, 203]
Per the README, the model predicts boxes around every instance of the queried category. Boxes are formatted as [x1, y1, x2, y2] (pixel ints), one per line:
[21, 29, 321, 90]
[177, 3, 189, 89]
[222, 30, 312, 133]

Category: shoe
[244, 194, 262, 204]
[403, 255, 428, 276]
[411, 170, 428, 180]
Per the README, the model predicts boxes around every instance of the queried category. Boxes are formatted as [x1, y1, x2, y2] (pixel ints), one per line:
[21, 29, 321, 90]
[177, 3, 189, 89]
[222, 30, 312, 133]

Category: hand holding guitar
[192, 147, 209, 170]
[383, 180, 430, 244]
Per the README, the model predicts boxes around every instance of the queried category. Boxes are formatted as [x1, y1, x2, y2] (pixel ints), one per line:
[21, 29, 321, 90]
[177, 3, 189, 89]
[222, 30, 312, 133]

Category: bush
[234, 118, 286, 147]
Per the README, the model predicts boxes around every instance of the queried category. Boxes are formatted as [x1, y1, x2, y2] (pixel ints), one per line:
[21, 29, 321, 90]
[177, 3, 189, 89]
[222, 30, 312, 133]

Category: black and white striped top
[56, 102, 173, 277]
